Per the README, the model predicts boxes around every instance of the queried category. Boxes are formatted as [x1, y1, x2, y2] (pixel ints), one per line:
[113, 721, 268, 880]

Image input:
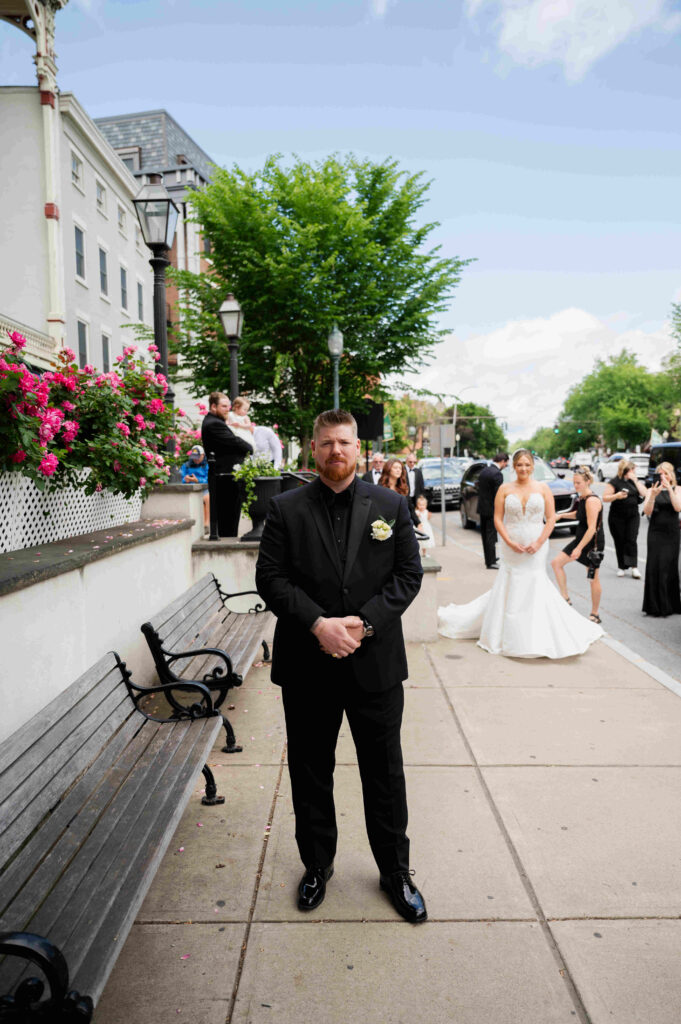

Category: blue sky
[2, 0, 681, 438]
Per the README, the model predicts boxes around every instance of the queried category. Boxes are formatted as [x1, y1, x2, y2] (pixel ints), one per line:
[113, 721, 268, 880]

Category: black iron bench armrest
[164, 646, 236, 683]
[124, 675, 218, 722]
[0, 931, 93, 1022]
[217, 586, 268, 613]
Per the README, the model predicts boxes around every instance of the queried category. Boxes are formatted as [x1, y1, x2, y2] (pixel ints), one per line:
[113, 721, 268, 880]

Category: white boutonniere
[370, 516, 395, 541]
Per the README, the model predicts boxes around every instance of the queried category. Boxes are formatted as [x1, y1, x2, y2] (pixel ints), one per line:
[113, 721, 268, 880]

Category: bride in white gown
[438, 449, 603, 658]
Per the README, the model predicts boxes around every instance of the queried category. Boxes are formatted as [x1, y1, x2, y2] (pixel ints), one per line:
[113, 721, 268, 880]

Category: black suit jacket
[361, 470, 382, 485]
[477, 463, 503, 517]
[255, 476, 423, 692]
[201, 412, 253, 473]
[407, 466, 425, 500]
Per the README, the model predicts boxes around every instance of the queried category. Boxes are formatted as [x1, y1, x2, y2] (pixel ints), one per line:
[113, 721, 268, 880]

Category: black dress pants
[215, 473, 241, 537]
[480, 514, 497, 566]
[608, 513, 639, 569]
[281, 669, 409, 875]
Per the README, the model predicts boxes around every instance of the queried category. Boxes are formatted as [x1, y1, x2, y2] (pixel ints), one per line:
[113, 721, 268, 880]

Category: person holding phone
[551, 465, 604, 624]
[602, 459, 646, 578]
[641, 461, 681, 617]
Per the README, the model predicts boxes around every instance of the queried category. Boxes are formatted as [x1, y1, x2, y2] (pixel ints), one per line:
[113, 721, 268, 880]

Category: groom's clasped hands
[312, 615, 364, 658]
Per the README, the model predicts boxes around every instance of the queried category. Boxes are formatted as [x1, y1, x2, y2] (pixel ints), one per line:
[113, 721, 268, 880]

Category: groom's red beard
[316, 456, 355, 482]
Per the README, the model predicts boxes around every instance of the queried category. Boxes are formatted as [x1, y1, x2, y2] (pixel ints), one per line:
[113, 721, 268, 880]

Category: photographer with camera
[551, 466, 604, 625]
[641, 461, 681, 617]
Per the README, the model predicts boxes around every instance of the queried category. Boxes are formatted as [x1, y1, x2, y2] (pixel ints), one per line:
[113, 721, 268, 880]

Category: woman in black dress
[602, 459, 646, 578]
[551, 466, 605, 624]
[641, 462, 681, 617]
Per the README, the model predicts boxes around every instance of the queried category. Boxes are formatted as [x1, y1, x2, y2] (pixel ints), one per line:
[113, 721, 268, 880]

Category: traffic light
[577, 428, 583, 434]
[553, 427, 559, 434]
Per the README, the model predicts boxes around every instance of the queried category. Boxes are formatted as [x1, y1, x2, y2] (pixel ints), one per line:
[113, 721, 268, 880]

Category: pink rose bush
[1, 330, 179, 497]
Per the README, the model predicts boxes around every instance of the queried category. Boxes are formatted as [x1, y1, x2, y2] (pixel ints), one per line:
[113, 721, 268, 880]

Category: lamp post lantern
[218, 294, 244, 401]
[133, 173, 179, 405]
[327, 323, 344, 409]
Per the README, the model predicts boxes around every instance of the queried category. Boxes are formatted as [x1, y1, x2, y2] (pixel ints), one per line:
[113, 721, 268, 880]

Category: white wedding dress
[438, 492, 603, 658]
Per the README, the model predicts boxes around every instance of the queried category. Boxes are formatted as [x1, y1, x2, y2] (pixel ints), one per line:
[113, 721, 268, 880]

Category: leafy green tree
[171, 154, 471, 463]
[383, 394, 439, 453]
[556, 351, 670, 451]
[513, 426, 563, 460]
[443, 401, 507, 456]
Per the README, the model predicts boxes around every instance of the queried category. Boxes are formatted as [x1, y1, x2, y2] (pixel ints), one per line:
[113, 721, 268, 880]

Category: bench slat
[156, 587, 224, 652]
[0, 653, 123, 777]
[0, 713, 143, 914]
[147, 574, 218, 636]
[70, 718, 221, 1001]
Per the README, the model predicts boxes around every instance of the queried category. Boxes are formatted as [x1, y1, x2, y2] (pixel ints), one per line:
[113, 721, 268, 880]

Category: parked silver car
[596, 453, 649, 481]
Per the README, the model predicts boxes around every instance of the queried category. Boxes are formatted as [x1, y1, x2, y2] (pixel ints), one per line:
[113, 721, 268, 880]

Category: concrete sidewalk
[97, 542, 681, 1024]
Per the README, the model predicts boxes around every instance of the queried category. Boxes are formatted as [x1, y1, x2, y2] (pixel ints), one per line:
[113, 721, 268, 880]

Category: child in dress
[415, 494, 435, 557]
[228, 396, 255, 450]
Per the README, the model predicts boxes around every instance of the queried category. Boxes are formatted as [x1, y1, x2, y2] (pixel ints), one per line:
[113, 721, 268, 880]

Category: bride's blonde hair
[512, 448, 534, 467]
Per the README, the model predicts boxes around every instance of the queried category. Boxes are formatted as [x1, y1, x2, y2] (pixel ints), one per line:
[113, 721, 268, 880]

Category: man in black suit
[477, 452, 509, 568]
[361, 450, 384, 484]
[201, 391, 253, 537]
[255, 409, 427, 923]
[404, 452, 425, 502]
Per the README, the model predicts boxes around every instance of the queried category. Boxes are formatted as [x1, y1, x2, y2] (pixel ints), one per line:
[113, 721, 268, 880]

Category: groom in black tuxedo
[477, 452, 509, 568]
[255, 409, 427, 923]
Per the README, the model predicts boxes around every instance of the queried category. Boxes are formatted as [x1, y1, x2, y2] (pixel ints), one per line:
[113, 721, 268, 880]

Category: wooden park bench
[141, 573, 273, 754]
[0, 651, 225, 1022]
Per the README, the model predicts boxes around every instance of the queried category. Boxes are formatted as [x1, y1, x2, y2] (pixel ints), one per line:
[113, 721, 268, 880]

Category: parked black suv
[418, 458, 463, 510]
[459, 458, 578, 533]
[646, 442, 681, 484]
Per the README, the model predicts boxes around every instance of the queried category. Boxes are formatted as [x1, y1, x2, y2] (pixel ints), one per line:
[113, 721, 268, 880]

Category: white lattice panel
[0, 472, 143, 554]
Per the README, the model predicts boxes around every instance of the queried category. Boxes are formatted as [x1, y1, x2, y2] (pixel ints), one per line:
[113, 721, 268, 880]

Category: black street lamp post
[327, 324, 343, 409]
[132, 173, 180, 406]
[218, 294, 244, 401]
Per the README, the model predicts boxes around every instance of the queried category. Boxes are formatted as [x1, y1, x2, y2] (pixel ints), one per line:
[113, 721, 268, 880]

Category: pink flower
[148, 398, 165, 415]
[10, 449, 27, 463]
[62, 400, 76, 412]
[61, 347, 76, 362]
[83, 364, 94, 374]
[123, 345, 137, 357]
[153, 353, 161, 361]
[113, 460, 122, 473]
[8, 330, 26, 350]
[38, 452, 59, 476]
[197, 402, 208, 414]
[139, 437, 147, 447]
[115, 354, 124, 363]
[95, 482, 103, 493]
[155, 454, 165, 466]
[143, 451, 154, 462]
[177, 408, 185, 418]
[134, 414, 146, 430]
[148, 343, 159, 352]
[116, 421, 131, 437]
[139, 476, 147, 487]
[62, 420, 79, 443]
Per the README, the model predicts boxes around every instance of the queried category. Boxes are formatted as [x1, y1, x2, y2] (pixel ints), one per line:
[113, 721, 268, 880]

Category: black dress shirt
[320, 477, 356, 565]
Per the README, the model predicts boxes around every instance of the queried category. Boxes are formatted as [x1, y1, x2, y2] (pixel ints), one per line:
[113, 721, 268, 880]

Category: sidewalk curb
[601, 636, 681, 699]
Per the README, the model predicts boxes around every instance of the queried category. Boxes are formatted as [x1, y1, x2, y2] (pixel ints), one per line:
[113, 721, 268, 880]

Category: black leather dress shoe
[486, 563, 499, 570]
[297, 863, 334, 911]
[379, 870, 427, 923]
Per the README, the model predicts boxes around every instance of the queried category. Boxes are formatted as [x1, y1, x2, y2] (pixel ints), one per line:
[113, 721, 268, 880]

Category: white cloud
[369, 0, 391, 19]
[466, 0, 681, 80]
[403, 308, 675, 441]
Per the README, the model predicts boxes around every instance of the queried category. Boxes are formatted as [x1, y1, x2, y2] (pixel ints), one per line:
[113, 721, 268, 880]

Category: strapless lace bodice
[504, 491, 545, 525]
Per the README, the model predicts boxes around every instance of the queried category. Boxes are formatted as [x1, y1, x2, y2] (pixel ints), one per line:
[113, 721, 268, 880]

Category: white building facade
[0, 85, 154, 370]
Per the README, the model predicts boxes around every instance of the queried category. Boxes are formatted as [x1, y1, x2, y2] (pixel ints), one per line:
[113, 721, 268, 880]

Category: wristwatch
[362, 619, 375, 638]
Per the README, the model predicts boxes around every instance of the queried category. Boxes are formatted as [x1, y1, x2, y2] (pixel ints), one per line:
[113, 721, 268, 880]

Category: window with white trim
[137, 281, 144, 321]
[120, 266, 128, 310]
[74, 226, 86, 281]
[96, 180, 107, 215]
[71, 151, 84, 190]
[77, 320, 88, 368]
[117, 205, 127, 236]
[99, 247, 108, 296]
[102, 333, 110, 373]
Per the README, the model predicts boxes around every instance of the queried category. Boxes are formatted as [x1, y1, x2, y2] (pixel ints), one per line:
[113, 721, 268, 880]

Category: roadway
[436, 478, 681, 684]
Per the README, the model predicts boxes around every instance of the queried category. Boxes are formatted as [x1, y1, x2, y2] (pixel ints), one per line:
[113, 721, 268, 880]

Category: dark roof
[94, 109, 214, 184]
